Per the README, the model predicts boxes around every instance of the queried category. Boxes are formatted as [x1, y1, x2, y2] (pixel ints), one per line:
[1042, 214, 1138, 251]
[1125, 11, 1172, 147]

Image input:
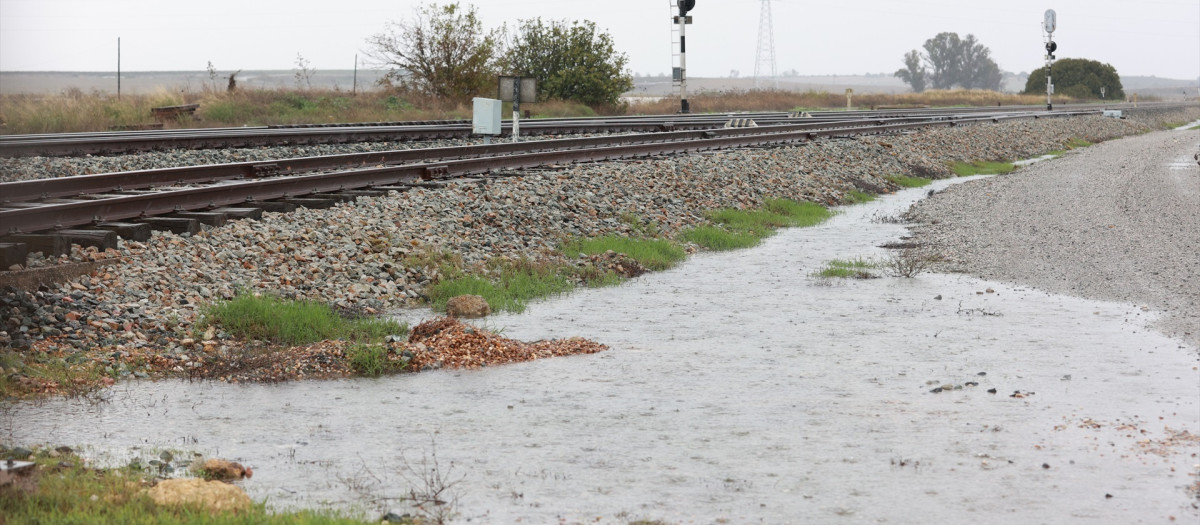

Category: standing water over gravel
[7, 178, 1198, 523]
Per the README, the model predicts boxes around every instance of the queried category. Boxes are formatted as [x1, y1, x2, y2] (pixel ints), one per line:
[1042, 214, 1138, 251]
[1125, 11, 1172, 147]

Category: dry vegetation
[0, 86, 1093, 135]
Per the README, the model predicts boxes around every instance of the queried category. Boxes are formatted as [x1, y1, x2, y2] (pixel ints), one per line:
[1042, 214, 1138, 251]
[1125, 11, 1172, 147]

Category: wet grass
[682, 199, 833, 251]
[0, 354, 111, 401]
[950, 160, 1017, 177]
[428, 258, 573, 314]
[885, 174, 933, 188]
[202, 293, 406, 345]
[846, 190, 876, 204]
[0, 447, 379, 525]
[561, 235, 687, 271]
[346, 343, 403, 377]
[813, 258, 879, 279]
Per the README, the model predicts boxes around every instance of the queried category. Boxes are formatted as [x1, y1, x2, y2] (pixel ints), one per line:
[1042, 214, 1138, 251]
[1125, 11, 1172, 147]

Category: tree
[897, 32, 1003, 92]
[1023, 58, 1124, 100]
[365, 2, 501, 102]
[894, 49, 927, 93]
[504, 18, 633, 107]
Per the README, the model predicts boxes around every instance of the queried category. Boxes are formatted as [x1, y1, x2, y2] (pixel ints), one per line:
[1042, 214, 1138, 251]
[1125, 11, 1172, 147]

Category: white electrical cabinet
[472, 98, 503, 135]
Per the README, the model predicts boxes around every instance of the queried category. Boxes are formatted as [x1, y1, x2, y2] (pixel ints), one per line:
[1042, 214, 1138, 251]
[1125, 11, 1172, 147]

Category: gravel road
[908, 127, 1200, 349]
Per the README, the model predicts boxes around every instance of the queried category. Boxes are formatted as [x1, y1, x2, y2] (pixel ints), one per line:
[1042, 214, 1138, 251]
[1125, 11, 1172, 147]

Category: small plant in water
[885, 248, 941, 277]
[813, 258, 879, 279]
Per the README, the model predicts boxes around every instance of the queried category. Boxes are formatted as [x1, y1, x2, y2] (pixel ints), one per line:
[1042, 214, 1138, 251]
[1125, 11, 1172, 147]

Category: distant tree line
[895, 32, 1002, 92]
[364, 2, 632, 107]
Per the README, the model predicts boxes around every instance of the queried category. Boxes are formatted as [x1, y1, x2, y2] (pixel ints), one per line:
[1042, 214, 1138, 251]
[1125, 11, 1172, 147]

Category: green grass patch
[1066, 138, 1093, 149]
[682, 199, 833, 251]
[0, 448, 373, 525]
[680, 225, 763, 251]
[846, 190, 876, 204]
[428, 258, 573, 314]
[561, 235, 686, 271]
[203, 293, 406, 346]
[885, 174, 933, 188]
[813, 258, 878, 279]
[950, 160, 1017, 177]
[346, 343, 403, 377]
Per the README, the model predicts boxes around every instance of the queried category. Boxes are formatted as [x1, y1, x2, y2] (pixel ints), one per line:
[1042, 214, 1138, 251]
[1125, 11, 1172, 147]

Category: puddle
[1013, 154, 1057, 167]
[5, 178, 1198, 523]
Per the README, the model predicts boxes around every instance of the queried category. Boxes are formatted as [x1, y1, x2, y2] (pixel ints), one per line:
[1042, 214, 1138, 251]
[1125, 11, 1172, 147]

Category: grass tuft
[682, 198, 832, 251]
[813, 258, 879, 279]
[561, 235, 686, 271]
[885, 174, 933, 188]
[346, 343, 403, 377]
[846, 190, 876, 204]
[950, 160, 1016, 177]
[203, 293, 406, 345]
[428, 258, 573, 314]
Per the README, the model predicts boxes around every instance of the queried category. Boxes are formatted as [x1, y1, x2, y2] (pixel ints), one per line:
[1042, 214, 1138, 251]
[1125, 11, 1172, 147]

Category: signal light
[679, 0, 695, 16]
[1045, 40, 1057, 59]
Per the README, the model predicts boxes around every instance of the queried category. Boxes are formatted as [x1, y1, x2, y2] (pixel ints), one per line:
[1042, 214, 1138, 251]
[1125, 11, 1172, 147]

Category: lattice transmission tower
[754, 0, 777, 89]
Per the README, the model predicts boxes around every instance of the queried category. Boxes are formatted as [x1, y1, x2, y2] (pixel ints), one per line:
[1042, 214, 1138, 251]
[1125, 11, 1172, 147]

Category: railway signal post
[673, 0, 696, 113]
[1043, 9, 1057, 111]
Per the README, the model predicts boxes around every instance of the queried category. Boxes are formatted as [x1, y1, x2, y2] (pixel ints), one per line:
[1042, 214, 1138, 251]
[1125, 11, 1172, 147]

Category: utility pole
[754, 0, 777, 89]
[117, 37, 121, 100]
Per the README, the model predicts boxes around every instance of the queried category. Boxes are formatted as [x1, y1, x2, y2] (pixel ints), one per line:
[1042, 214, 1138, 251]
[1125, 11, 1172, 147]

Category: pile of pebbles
[1, 109, 1196, 369]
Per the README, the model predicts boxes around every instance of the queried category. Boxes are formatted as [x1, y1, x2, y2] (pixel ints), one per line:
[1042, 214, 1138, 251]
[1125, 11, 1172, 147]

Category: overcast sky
[2, 0, 1198, 80]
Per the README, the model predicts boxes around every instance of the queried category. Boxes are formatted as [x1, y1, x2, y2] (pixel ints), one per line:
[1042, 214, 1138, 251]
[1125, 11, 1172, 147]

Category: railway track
[0, 102, 1172, 158]
[0, 103, 1189, 269]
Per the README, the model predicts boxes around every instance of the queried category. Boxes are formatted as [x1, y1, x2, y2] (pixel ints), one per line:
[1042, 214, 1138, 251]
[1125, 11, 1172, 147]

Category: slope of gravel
[2, 108, 1198, 362]
[908, 127, 1200, 349]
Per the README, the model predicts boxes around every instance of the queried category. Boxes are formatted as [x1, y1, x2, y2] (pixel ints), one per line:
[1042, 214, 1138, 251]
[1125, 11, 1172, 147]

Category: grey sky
[2, 0, 1198, 80]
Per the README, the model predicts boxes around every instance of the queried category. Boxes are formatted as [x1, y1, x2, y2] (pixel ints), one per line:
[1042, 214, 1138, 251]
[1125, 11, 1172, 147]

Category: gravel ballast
[1, 108, 1198, 382]
[908, 126, 1200, 348]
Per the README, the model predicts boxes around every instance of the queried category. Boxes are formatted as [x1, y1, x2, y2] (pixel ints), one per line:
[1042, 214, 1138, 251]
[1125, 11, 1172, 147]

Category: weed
[560, 235, 686, 271]
[813, 257, 879, 279]
[884, 248, 941, 278]
[680, 225, 762, 251]
[399, 439, 465, 525]
[202, 293, 406, 345]
[618, 212, 661, 237]
[428, 258, 572, 314]
[0, 447, 367, 524]
[885, 174, 933, 188]
[950, 160, 1016, 177]
[1065, 138, 1093, 149]
[346, 343, 404, 377]
[845, 190, 876, 204]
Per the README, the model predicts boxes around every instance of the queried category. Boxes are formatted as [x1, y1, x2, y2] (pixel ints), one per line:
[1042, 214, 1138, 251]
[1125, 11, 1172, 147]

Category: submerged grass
[682, 198, 833, 251]
[885, 174, 933, 188]
[950, 160, 1017, 177]
[813, 257, 879, 279]
[0, 448, 374, 525]
[202, 293, 406, 345]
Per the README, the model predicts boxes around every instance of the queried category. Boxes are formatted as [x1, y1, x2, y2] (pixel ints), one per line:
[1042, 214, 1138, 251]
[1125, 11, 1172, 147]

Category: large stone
[445, 294, 491, 318]
[146, 478, 251, 513]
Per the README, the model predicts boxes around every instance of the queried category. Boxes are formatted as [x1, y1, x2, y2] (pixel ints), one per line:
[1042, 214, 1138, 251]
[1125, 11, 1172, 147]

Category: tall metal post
[1043, 9, 1056, 111]
[512, 77, 521, 141]
[678, 16, 688, 113]
[117, 37, 121, 101]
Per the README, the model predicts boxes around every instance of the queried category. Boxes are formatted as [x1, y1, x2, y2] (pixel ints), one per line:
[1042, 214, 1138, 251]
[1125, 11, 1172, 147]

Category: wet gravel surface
[908, 126, 1200, 348]
[1, 109, 1197, 378]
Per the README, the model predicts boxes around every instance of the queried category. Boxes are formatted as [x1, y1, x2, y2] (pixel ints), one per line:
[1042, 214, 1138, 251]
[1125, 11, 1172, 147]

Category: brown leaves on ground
[404, 317, 607, 370]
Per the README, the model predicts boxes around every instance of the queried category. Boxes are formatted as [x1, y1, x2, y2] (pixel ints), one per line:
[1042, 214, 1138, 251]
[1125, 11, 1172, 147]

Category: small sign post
[498, 76, 537, 142]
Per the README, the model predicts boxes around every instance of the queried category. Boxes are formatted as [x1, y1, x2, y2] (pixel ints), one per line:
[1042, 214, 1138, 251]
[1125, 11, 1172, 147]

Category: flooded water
[7, 178, 1199, 523]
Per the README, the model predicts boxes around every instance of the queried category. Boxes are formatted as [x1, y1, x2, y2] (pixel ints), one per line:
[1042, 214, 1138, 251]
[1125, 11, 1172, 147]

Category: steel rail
[2, 102, 1176, 158]
[2, 113, 1036, 204]
[0, 110, 1097, 234]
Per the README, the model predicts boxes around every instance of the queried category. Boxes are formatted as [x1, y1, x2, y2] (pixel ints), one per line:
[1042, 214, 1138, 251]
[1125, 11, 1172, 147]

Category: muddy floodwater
[7, 177, 1199, 523]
